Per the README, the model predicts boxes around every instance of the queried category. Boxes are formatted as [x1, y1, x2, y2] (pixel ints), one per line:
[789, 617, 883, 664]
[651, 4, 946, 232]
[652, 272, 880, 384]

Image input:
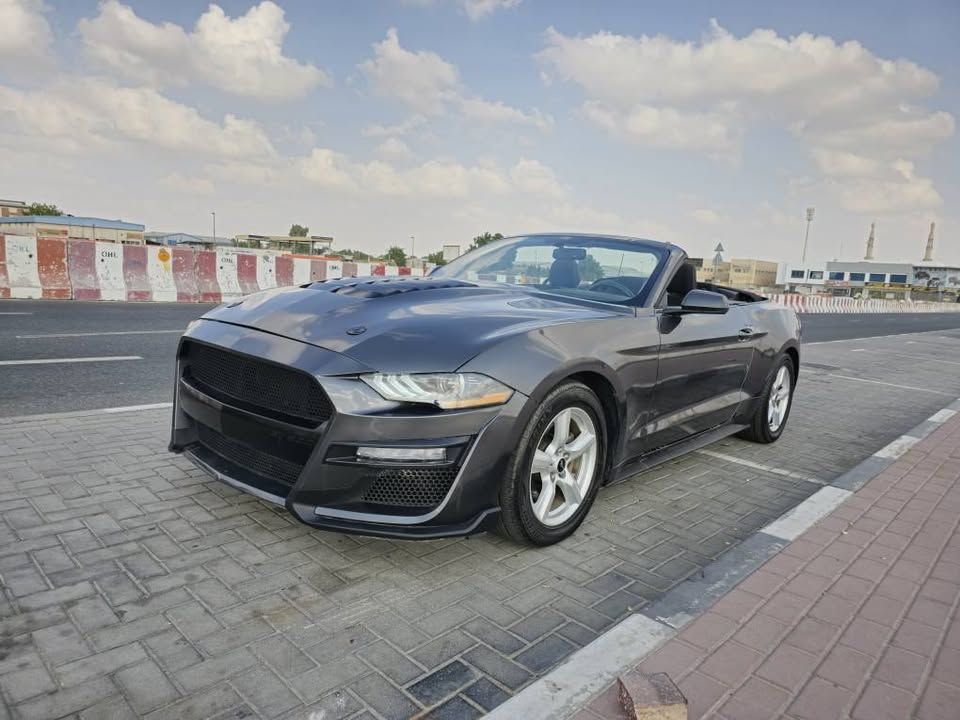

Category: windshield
[433, 235, 666, 304]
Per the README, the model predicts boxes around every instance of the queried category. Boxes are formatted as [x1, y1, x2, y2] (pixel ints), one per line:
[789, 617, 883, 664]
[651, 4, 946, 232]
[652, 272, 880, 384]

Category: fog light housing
[356, 446, 447, 463]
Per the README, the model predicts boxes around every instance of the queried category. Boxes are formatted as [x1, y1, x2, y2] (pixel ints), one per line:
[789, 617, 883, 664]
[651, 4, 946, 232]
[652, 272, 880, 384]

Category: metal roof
[0, 215, 144, 231]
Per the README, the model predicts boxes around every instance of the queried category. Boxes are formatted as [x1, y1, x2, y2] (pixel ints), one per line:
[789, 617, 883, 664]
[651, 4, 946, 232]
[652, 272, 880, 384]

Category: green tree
[337, 248, 374, 261]
[579, 254, 605, 282]
[383, 245, 407, 267]
[288, 224, 308, 237]
[468, 232, 503, 251]
[27, 202, 62, 216]
[425, 250, 447, 266]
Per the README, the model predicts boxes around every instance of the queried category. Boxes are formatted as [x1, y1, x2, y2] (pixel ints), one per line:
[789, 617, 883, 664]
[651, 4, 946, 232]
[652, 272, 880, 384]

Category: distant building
[729, 258, 778, 289]
[0, 199, 27, 217]
[0, 215, 145, 244]
[777, 262, 828, 293]
[697, 261, 730, 284]
[235, 234, 334, 255]
[144, 232, 232, 248]
[823, 261, 913, 299]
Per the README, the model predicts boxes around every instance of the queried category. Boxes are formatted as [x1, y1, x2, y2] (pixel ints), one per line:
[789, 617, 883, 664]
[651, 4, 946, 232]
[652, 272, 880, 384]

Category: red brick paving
[575, 413, 960, 720]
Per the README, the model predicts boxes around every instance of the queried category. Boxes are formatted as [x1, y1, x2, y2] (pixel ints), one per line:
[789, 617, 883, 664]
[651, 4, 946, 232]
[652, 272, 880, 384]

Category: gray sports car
[170, 233, 801, 545]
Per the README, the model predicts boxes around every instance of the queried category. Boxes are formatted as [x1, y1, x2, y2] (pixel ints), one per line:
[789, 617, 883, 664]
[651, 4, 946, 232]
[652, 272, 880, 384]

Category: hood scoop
[308, 276, 477, 298]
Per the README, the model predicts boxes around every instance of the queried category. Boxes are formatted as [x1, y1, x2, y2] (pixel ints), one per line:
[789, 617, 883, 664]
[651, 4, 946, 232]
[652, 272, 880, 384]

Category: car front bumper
[169, 319, 528, 539]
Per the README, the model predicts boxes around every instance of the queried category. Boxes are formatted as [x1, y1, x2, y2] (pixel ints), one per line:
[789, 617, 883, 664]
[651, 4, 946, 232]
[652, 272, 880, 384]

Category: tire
[497, 382, 607, 546]
[738, 355, 795, 443]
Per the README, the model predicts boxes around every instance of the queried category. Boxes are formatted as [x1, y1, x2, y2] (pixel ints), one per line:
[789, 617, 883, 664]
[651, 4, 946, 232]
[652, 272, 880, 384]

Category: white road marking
[929, 408, 957, 423]
[102, 403, 173, 413]
[0, 312, 32, 315]
[484, 614, 675, 720]
[828, 374, 954, 396]
[804, 328, 960, 346]
[696, 449, 827, 485]
[762, 486, 853, 541]
[16, 329, 183, 339]
[860, 350, 960, 367]
[851, 348, 865, 352]
[0, 355, 142, 366]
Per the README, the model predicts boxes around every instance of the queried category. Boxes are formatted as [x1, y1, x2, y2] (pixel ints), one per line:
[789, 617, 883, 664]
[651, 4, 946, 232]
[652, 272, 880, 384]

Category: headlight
[360, 373, 513, 410]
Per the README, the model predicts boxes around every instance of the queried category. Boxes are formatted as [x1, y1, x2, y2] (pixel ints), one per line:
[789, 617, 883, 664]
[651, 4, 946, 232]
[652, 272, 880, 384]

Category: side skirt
[607, 422, 748, 486]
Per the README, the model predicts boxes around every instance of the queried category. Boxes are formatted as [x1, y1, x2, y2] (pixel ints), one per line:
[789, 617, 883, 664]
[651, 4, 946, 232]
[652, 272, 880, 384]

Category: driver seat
[666, 262, 696, 305]
[546, 259, 580, 288]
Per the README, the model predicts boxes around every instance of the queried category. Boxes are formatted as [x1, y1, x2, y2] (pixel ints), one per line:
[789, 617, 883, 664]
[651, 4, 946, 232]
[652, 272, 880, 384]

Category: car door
[643, 270, 756, 450]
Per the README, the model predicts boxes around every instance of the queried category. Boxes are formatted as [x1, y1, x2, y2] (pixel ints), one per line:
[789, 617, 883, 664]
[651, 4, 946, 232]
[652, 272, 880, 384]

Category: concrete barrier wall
[766, 293, 960, 313]
[7, 234, 952, 312]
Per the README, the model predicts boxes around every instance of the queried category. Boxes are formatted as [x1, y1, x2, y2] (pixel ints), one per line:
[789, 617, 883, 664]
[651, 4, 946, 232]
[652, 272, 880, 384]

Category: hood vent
[309, 277, 477, 298]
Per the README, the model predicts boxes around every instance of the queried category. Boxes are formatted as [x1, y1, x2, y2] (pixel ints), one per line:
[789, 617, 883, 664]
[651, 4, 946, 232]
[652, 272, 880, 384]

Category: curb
[486, 396, 960, 720]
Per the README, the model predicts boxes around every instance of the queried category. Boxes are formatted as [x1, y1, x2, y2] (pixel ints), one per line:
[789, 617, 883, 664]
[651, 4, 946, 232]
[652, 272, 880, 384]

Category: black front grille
[197, 424, 304, 487]
[183, 341, 333, 426]
[362, 467, 458, 508]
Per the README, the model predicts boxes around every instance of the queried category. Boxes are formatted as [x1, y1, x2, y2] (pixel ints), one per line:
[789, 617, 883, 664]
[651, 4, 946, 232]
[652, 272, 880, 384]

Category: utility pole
[211, 211, 216, 244]
[410, 235, 415, 260]
[801, 207, 815, 263]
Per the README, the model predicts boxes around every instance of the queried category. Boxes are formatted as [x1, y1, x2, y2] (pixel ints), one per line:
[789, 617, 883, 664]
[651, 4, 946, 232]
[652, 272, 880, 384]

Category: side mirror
[665, 289, 729, 315]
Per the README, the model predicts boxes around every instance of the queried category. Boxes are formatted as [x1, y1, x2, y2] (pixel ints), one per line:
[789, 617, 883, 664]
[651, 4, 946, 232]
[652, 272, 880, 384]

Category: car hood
[202, 277, 626, 373]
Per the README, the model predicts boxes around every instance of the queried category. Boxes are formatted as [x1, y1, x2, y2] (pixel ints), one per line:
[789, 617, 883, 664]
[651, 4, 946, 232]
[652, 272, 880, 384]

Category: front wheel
[497, 382, 606, 546]
[739, 356, 795, 443]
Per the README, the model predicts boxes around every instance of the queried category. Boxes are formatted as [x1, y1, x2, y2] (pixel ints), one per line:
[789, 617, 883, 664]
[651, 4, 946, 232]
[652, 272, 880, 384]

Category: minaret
[864, 223, 875, 261]
[922, 222, 935, 263]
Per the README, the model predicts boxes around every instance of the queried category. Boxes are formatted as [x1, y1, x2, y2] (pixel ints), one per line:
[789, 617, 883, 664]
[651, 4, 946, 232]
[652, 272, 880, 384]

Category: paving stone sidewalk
[575, 411, 960, 720]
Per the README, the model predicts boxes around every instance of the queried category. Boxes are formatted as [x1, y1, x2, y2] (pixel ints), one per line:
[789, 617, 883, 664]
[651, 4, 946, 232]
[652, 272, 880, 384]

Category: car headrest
[547, 259, 581, 288]
[667, 262, 696, 297]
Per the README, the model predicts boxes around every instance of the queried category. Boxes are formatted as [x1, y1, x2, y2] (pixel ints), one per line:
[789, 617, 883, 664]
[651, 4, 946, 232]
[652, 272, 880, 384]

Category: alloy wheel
[767, 365, 791, 432]
[529, 406, 598, 527]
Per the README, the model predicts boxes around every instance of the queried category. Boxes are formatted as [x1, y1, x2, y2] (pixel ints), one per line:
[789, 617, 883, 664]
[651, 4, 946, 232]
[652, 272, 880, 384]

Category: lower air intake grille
[197, 424, 304, 487]
[362, 467, 458, 508]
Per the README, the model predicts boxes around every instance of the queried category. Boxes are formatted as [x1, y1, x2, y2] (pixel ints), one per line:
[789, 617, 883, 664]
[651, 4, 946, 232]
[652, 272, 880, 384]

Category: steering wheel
[588, 278, 635, 298]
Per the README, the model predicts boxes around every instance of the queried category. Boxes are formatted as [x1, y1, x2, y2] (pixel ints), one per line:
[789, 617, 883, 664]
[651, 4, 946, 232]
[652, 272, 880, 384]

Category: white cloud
[359, 27, 459, 114]
[462, 0, 521, 22]
[361, 115, 428, 138]
[0, 0, 51, 61]
[830, 160, 942, 215]
[581, 101, 738, 156]
[160, 172, 215, 195]
[299, 148, 572, 200]
[459, 97, 552, 130]
[539, 20, 954, 216]
[510, 159, 564, 197]
[0, 78, 276, 158]
[300, 148, 359, 191]
[78, 1, 329, 101]
[692, 208, 724, 225]
[376, 137, 414, 160]
[359, 29, 549, 132]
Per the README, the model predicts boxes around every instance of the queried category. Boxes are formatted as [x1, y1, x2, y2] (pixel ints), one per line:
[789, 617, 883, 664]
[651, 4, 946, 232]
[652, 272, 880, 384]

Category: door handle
[738, 327, 755, 340]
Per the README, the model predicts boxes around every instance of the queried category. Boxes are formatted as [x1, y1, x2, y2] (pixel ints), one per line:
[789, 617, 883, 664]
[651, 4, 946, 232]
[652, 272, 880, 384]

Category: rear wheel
[739, 356, 795, 443]
[497, 382, 606, 545]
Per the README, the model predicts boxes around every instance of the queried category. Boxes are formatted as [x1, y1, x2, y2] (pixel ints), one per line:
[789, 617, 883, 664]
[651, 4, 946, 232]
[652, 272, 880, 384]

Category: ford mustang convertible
[170, 234, 800, 545]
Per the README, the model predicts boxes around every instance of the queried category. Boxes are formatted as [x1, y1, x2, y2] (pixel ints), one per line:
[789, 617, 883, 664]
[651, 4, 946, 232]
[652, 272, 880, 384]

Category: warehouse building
[0, 216, 145, 244]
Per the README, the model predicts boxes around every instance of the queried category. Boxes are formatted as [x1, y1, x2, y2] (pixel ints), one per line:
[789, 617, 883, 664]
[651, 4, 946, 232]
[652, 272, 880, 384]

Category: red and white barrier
[8, 233, 954, 311]
[147, 246, 178, 302]
[767, 293, 960, 314]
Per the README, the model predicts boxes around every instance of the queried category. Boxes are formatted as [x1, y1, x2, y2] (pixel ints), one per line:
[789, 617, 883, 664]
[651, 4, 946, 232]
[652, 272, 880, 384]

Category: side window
[663, 263, 697, 306]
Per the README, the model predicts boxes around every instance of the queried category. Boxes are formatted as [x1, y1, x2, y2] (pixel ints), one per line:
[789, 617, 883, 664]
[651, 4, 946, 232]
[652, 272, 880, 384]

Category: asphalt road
[3, 298, 960, 417]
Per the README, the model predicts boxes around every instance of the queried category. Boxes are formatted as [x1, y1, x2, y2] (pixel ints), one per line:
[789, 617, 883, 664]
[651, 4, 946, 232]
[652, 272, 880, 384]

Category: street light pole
[801, 207, 815, 263]
[410, 235, 415, 260]
[211, 211, 216, 244]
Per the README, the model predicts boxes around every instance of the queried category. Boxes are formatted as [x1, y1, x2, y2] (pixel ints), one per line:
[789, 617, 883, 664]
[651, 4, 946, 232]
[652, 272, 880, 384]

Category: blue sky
[1, 0, 957, 263]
